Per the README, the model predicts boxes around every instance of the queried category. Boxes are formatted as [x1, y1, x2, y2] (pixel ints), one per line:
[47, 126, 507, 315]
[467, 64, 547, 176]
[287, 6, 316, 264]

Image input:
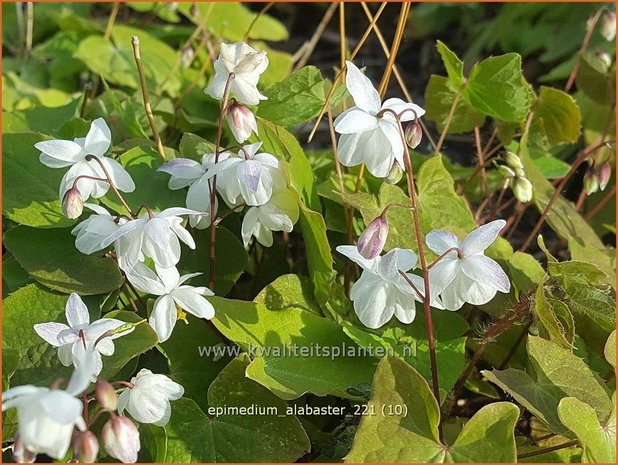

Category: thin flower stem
[519, 140, 612, 251]
[243, 2, 275, 42]
[87, 408, 111, 429]
[307, 2, 388, 143]
[565, 7, 605, 92]
[84, 155, 134, 216]
[131, 36, 167, 161]
[517, 441, 579, 460]
[208, 73, 235, 290]
[427, 247, 463, 270]
[473, 127, 489, 197]
[398, 270, 425, 301]
[339, 2, 346, 74]
[584, 185, 616, 220]
[79, 82, 92, 118]
[104, 2, 120, 41]
[433, 88, 463, 155]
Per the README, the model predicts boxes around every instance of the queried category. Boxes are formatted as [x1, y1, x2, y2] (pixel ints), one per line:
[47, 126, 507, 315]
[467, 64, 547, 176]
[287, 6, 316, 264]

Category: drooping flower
[71, 204, 122, 255]
[117, 369, 184, 426]
[33, 293, 133, 375]
[426, 220, 511, 311]
[124, 264, 215, 342]
[35, 118, 135, 202]
[334, 61, 425, 178]
[336, 246, 442, 329]
[102, 416, 140, 463]
[206, 42, 269, 106]
[203, 142, 285, 207]
[241, 189, 299, 247]
[1, 350, 97, 460]
[226, 100, 259, 143]
[100, 208, 205, 269]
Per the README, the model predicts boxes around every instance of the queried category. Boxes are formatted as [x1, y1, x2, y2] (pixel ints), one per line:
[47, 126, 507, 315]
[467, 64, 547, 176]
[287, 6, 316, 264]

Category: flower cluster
[334, 63, 511, 329]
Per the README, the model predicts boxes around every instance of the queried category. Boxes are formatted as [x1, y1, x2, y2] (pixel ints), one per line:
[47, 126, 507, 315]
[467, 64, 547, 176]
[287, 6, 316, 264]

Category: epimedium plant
[1, 2, 616, 464]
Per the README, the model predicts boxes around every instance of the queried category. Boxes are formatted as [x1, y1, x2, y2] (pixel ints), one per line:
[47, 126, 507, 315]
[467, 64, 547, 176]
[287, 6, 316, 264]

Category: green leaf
[558, 396, 616, 463]
[346, 357, 519, 462]
[534, 86, 581, 146]
[101, 146, 187, 214]
[99, 310, 158, 380]
[4, 226, 123, 295]
[159, 356, 310, 462]
[605, 331, 616, 369]
[254, 273, 322, 314]
[507, 251, 544, 294]
[534, 283, 575, 349]
[258, 66, 327, 126]
[160, 314, 230, 411]
[425, 75, 485, 134]
[464, 53, 534, 122]
[177, 226, 249, 297]
[210, 296, 376, 400]
[178, 132, 216, 162]
[436, 40, 465, 89]
[575, 53, 615, 105]
[2, 132, 74, 228]
[3, 98, 82, 135]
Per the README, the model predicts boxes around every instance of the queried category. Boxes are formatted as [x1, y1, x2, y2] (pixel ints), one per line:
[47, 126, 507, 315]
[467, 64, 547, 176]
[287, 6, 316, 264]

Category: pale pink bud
[13, 436, 36, 463]
[584, 167, 599, 195]
[385, 162, 403, 184]
[226, 101, 258, 143]
[95, 379, 118, 411]
[102, 416, 140, 463]
[357, 216, 389, 259]
[598, 161, 612, 191]
[62, 186, 84, 219]
[600, 11, 616, 42]
[404, 122, 422, 149]
[74, 431, 99, 463]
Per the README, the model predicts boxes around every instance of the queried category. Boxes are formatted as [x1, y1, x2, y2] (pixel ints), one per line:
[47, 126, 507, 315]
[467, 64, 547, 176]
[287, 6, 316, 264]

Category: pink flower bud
[102, 416, 140, 464]
[598, 161, 612, 191]
[226, 101, 258, 143]
[600, 11, 616, 42]
[357, 216, 389, 259]
[74, 431, 99, 463]
[13, 436, 36, 463]
[62, 186, 84, 219]
[404, 122, 422, 149]
[95, 379, 118, 411]
[583, 167, 600, 195]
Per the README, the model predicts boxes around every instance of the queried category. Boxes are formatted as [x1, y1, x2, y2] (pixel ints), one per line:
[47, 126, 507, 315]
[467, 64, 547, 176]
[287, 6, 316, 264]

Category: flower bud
[180, 46, 194, 69]
[62, 186, 84, 219]
[505, 151, 524, 170]
[13, 436, 36, 463]
[598, 161, 612, 191]
[404, 122, 422, 149]
[583, 168, 600, 195]
[513, 177, 533, 203]
[600, 11, 616, 42]
[497, 165, 516, 178]
[226, 101, 258, 143]
[74, 431, 99, 463]
[596, 52, 612, 71]
[357, 216, 389, 259]
[102, 416, 140, 464]
[95, 379, 118, 411]
[385, 162, 403, 184]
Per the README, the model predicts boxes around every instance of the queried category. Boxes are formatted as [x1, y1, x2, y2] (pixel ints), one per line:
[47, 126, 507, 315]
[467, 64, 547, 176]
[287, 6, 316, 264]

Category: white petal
[336, 245, 376, 272]
[150, 295, 177, 342]
[57, 344, 73, 366]
[171, 289, 215, 319]
[39, 390, 83, 425]
[100, 218, 145, 249]
[241, 207, 260, 246]
[334, 108, 379, 134]
[33, 322, 71, 347]
[336, 133, 363, 167]
[357, 126, 396, 178]
[440, 274, 467, 311]
[83, 118, 112, 156]
[157, 207, 202, 218]
[425, 229, 462, 255]
[381, 98, 426, 121]
[462, 276, 499, 306]
[462, 220, 506, 255]
[428, 256, 460, 295]
[351, 274, 394, 329]
[460, 255, 511, 293]
[124, 263, 167, 295]
[155, 265, 181, 292]
[99, 157, 136, 193]
[35, 140, 84, 165]
[65, 293, 90, 328]
[345, 61, 381, 114]
[378, 248, 418, 280]
[378, 120, 405, 169]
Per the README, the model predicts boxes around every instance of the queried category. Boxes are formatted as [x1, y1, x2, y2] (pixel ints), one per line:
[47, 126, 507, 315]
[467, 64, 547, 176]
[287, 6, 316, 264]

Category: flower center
[176, 304, 189, 324]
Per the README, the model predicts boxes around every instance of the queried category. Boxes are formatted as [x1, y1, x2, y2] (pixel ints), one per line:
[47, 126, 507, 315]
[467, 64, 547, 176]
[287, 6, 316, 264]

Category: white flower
[334, 61, 425, 178]
[34, 118, 135, 202]
[241, 189, 299, 247]
[117, 369, 184, 426]
[33, 293, 132, 376]
[226, 100, 259, 143]
[124, 264, 215, 342]
[100, 208, 205, 269]
[71, 204, 122, 254]
[102, 416, 140, 463]
[336, 246, 442, 329]
[1, 351, 97, 460]
[158, 153, 232, 229]
[204, 142, 285, 207]
[206, 42, 268, 106]
[426, 220, 511, 311]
